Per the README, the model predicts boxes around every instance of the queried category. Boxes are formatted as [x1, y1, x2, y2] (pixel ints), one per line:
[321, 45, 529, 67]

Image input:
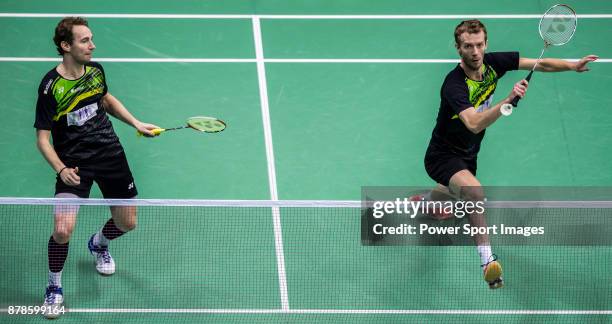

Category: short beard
[464, 59, 481, 71]
[75, 56, 91, 65]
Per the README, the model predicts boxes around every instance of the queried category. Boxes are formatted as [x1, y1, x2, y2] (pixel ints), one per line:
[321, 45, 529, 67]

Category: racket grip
[509, 70, 534, 107]
[509, 95, 521, 107]
[137, 128, 165, 137]
[525, 70, 534, 82]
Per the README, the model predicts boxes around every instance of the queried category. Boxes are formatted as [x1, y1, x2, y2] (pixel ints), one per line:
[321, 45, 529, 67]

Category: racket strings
[539, 5, 577, 46]
[187, 117, 226, 133]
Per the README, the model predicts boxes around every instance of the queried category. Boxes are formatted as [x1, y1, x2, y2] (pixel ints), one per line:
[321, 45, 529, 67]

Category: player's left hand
[135, 121, 161, 137]
[574, 55, 598, 72]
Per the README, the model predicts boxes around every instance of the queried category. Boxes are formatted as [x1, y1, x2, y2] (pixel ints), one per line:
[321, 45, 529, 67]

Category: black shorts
[55, 152, 138, 199]
[424, 143, 477, 187]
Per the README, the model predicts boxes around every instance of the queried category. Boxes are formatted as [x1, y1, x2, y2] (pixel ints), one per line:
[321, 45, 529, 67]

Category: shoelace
[90, 242, 111, 263]
[99, 250, 112, 264]
[91, 243, 112, 264]
[46, 294, 57, 304]
[45, 287, 61, 304]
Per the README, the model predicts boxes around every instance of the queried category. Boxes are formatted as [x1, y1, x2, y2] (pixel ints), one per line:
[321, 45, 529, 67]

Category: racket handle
[525, 70, 534, 82]
[509, 95, 521, 107]
[137, 128, 165, 137]
[509, 70, 535, 107]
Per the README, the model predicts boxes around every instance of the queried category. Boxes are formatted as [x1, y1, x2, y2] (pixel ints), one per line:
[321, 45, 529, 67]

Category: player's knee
[125, 220, 137, 232]
[54, 216, 76, 242]
[53, 227, 74, 244]
[118, 218, 137, 232]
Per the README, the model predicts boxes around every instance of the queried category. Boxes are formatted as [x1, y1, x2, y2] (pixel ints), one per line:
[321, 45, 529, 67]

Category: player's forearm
[469, 101, 507, 134]
[36, 134, 66, 173]
[535, 58, 575, 72]
[102, 93, 140, 128]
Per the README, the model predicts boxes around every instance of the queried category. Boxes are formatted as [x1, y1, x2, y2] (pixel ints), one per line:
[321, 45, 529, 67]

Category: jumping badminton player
[412, 19, 597, 289]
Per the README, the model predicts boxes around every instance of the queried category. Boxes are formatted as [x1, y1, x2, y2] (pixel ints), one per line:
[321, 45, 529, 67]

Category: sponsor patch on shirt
[67, 102, 98, 126]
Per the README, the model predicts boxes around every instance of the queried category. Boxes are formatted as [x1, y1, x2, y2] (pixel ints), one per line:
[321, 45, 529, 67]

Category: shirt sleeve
[442, 77, 473, 115]
[485, 52, 520, 78]
[33, 80, 55, 130]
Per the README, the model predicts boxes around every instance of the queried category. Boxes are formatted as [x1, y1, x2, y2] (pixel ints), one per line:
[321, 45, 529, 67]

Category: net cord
[0, 197, 611, 208]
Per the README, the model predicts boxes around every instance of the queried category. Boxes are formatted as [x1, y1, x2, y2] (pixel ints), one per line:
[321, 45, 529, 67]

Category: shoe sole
[489, 279, 504, 289]
[44, 312, 62, 319]
[96, 267, 115, 276]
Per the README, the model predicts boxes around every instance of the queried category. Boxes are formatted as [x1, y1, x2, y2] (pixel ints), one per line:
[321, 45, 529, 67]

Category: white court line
[1, 13, 612, 19]
[1, 308, 611, 314]
[1, 57, 611, 63]
[251, 17, 289, 311]
[265, 59, 460, 63]
[0, 13, 252, 19]
[264, 58, 612, 63]
[0, 57, 257, 63]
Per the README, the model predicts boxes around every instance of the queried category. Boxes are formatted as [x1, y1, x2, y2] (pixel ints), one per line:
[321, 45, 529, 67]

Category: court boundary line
[251, 17, 289, 311]
[1, 308, 611, 315]
[1, 13, 612, 19]
[1, 57, 611, 63]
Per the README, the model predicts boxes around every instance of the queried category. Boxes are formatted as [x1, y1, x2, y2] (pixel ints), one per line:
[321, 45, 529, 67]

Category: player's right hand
[135, 121, 161, 137]
[509, 79, 529, 101]
[60, 166, 80, 186]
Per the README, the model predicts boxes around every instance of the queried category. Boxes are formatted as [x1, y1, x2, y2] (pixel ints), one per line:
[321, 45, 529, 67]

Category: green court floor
[1, 1, 611, 323]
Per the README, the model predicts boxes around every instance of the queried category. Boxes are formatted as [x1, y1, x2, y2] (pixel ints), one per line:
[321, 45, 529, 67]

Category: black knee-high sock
[101, 219, 126, 241]
[48, 236, 69, 273]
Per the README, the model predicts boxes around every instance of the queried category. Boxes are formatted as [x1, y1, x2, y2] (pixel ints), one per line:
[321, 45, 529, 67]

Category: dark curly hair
[53, 17, 89, 56]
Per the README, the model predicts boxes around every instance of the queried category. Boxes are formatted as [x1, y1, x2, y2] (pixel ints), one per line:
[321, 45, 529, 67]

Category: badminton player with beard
[34, 17, 159, 318]
[411, 20, 597, 289]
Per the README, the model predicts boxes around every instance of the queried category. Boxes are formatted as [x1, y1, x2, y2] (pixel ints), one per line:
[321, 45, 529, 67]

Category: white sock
[477, 245, 493, 266]
[48, 271, 62, 288]
[93, 231, 110, 247]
